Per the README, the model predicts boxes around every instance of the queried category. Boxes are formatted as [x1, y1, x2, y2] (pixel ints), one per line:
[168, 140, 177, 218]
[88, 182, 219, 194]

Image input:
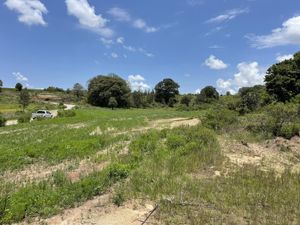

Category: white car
[32, 110, 53, 119]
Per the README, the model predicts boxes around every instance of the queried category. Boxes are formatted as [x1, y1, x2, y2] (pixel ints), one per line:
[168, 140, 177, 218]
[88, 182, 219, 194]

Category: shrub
[202, 108, 238, 132]
[0, 113, 6, 127]
[58, 110, 76, 118]
[17, 113, 31, 123]
[245, 103, 300, 139]
[58, 102, 66, 109]
[108, 163, 130, 182]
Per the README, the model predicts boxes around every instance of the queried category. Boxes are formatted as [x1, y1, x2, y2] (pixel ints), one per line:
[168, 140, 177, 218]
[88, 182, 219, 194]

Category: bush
[245, 103, 300, 139]
[58, 110, 76, 118]
[202, 108, 238, 132]
[17, 113, 31, 123]
[0, 113, 6, 127]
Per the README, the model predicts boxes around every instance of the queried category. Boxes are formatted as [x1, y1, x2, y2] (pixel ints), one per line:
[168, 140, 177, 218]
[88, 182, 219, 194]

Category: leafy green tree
[196, 86, 219, 103]
[87, 74, 131, 108]
[72, 83, 85, 101]
[180, 95, 192, 106]
[265, 51, 300, 102]
[0, 80, 3, 92]
[154, 78, 179, 105]
[131, 91, 145, 108]
[108, 97, 118, 110]
[19, 89, 30, 111]
[15, 83, 23, 91]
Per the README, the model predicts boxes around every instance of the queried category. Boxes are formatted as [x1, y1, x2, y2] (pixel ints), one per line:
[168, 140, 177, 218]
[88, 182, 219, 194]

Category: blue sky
[0, 0, 299, 94]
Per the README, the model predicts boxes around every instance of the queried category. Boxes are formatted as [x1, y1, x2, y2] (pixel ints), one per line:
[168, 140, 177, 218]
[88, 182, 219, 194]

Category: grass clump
[17, 113, 31, 123]
[0, 113, 6, 127]
[58, 110, 76, 118]
[0, 163, 130, 224]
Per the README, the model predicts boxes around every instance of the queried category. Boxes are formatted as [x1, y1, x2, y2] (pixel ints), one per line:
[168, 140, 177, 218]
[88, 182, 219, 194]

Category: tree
[15, 83, 23, 91]
[72, 83, 85, 101]
[87, 74, 131, 108]
[154, 78, 180, 105]
[108, 97, 118, 110]
[180, 95, 192, 106]
[265, 51, 300, 102]
[0, 80, 2, 92]
[131, 91, 145, 108]
[19, 89, 30, 111]
[196, 86, 219, 103]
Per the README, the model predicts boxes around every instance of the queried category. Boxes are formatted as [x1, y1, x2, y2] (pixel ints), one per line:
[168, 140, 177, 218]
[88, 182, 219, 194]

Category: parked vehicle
[32, 110, 53, 119]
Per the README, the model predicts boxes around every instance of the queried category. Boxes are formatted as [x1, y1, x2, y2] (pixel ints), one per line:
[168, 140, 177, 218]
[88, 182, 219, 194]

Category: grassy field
[0, 105, 299, 224]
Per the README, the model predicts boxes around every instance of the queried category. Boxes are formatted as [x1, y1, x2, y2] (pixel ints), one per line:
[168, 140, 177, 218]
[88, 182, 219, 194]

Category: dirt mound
[17, 195, 156, 225]
[220, 136, 300, 174]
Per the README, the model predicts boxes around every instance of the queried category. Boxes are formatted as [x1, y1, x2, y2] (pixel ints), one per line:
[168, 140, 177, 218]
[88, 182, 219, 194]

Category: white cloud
[133, 19, 158, 33]
[100, 37, 114, 48]
[276, 54, 294, 62]
[204, 55, 228, 70]
[4, 0, 48, 26]
[111, 52, 118, 58]
[116, 37, 124, 44]
[128, 75, 150, 91]
[206, 8, 248, 24]
[65, 0, 113, 38]
[13, 72, 30, 87]
[216, 62, 265, 94]
[248, 16, 300, 48]
[107, 7, 131, 22]
[108, 7, 158, 33]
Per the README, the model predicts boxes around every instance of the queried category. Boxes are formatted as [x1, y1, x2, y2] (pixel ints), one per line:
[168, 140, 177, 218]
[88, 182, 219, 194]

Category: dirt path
[17, 194, 156, 225]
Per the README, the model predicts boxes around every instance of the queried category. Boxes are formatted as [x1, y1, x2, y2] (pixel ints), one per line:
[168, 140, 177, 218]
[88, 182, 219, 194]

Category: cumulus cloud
[4, 0, 48, 26]
[204, 55, 228, 70]
[65, 0, 113, 38]
[216, 62, 265, 94]
[107, 7, 131, 22]
[276, 54, 294, 62]
[13, 72, 30, 87]
[206, 8, 249, 24]
[248, 16, 300, 48]
[128, 75, 150, 91]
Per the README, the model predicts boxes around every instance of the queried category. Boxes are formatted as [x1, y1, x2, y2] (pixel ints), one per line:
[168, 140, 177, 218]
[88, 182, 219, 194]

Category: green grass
[0, 163, 129, 224]
[0, 108, 199, 172]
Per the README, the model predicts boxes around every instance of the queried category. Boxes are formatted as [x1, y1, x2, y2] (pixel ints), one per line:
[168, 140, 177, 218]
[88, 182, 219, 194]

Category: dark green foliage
[17, 113, 31, 123]
[155, 78, 180, 105]
[57, 110, 76, 117]
[108, 163, 130, 182]
[15, 83, 23, 91]
[0, 113, 6, 127]
[112, 191, 125, 207]
[44, 86, 65, 92]
[202, 108, 238, 132]
[87, 74, 130, 108]
[265, 51, 300, 102]
[245, 103, 300, 139]
[196, 86, 219, 103]
[0, 80, 2, 92]
[238, 85, 274, 114]
[19, 89, 30, 111]
[72, 83, 85, 101]
[180, 95, 192, 107]
[108, 97, 118, 110]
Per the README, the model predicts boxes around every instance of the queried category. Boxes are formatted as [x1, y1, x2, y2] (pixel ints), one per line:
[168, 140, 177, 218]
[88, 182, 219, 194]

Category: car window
[46, 111, 51, 114]
[37, 111, 45, 114]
